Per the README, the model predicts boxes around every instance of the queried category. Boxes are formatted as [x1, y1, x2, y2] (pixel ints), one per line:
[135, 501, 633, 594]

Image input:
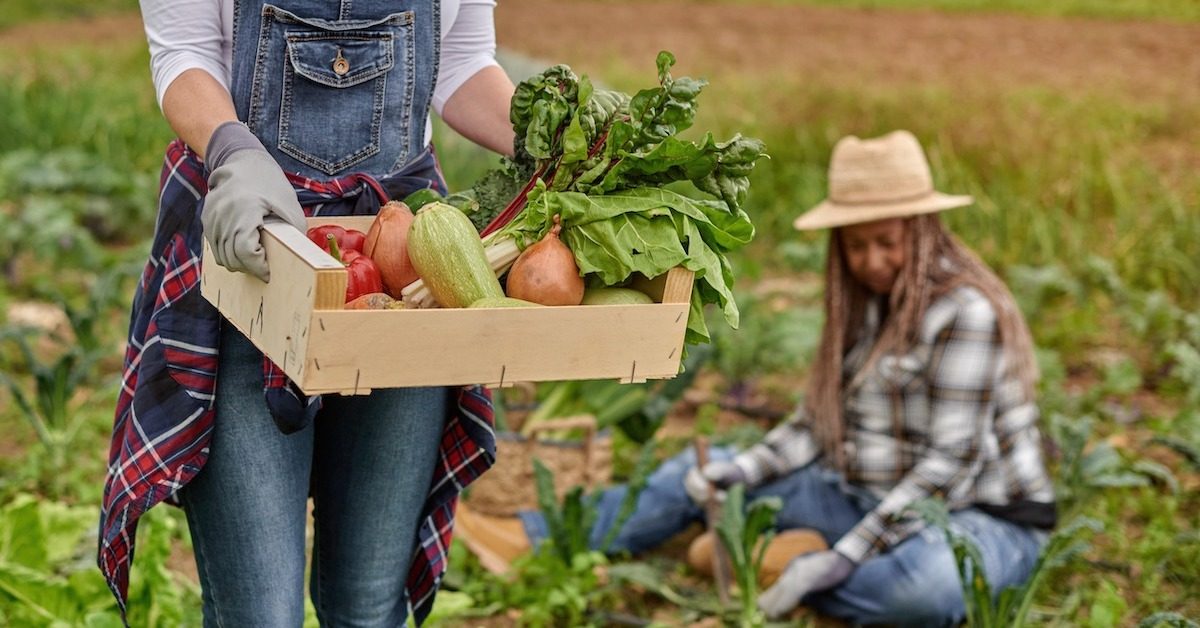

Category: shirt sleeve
[433, 0, 503, 114]
[139, 0, 230, 110]
[833, 295, 1002, 563]
[731, 405, 822, 487]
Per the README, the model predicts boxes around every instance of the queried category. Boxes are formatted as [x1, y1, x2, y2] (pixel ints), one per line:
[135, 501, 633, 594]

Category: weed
[908, 498, 1102, 627]
[714, 483, 782, 627]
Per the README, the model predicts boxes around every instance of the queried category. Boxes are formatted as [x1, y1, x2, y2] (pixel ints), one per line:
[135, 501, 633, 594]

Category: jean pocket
[276, 12, 415, 174]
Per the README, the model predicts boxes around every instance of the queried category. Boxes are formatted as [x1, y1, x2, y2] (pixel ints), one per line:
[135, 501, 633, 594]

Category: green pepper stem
[326, 233, 344, 264]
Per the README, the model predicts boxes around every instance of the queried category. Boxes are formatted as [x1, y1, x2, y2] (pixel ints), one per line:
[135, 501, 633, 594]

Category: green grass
[0, 0, 136, 29]
[0, 43, 172, 171]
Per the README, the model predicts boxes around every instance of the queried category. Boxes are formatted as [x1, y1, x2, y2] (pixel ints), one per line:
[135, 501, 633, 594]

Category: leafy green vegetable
[472, 51, 767, 342]
[502, 185, 752, 343]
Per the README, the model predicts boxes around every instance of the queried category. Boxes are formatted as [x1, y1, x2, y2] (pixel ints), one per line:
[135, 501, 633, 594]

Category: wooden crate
[200, 216, 693, 395]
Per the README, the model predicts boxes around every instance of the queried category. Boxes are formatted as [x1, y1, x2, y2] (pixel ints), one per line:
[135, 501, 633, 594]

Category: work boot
[454, 502, 531, 575]
[686, 528, 828, 586]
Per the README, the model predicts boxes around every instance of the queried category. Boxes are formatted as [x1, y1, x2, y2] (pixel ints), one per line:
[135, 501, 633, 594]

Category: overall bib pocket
[260, 6, 416, 175]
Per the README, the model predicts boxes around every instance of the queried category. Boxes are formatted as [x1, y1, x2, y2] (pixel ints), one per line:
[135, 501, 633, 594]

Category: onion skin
[505, 215, 584, 306]
[364, 201, 418, 297]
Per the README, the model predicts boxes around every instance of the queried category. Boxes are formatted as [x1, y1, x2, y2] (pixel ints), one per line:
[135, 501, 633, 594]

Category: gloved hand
[684, 460, 747, 506]
[201, 121, 306, 282]
[757, 550, 855, 620]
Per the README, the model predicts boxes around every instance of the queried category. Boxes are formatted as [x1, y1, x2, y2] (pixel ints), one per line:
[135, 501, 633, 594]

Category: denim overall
[231, 0, 439, 178]
[179, 2, 452, 625]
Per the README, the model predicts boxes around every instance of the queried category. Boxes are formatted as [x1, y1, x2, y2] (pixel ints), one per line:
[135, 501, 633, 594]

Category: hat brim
[792, 192, 974, 231]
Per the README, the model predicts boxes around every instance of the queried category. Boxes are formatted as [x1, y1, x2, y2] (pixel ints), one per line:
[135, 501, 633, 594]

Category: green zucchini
[468, 297, 542, 308]
[407, 202, 505, 308]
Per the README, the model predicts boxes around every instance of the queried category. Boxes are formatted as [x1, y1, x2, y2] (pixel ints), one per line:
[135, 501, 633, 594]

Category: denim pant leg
[746, 465, 867, 545]
[520, 448, 866, 556]
[809, 509, 1047, 627]
[308, 385, 448, 627]
[180, 325, 315, 628]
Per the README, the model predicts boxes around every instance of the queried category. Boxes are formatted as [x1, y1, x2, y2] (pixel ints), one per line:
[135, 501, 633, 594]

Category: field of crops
[0, 0, 1197, 626]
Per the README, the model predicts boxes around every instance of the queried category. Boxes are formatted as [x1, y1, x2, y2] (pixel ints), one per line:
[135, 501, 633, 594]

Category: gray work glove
[757, 550, 855, 620]
[684, 460, 747, 506]
[201, 121, 306, 282]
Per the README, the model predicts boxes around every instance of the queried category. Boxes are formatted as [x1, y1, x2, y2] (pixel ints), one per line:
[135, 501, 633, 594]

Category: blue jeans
[179, 324, 447, 627]
[519, 447, 1047, 627]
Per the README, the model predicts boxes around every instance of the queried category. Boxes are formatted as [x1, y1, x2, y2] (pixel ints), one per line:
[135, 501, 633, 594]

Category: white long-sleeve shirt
[139, 0, 501, 145]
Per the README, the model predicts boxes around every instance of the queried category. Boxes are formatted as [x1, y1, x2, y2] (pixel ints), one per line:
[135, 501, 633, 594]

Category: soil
[465, 427, 614, 516]
[495, 0, 1200, 105]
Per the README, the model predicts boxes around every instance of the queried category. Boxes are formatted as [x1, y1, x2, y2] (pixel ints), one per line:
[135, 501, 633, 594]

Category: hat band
[828, 187, 937, 206]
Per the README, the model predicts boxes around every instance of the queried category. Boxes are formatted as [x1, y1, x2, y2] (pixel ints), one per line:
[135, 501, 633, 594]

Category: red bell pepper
[308, 225, 367, 254]
[325, 234, 383, 302]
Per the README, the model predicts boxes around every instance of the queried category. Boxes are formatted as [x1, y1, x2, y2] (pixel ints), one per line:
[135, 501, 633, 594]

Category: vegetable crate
[200, 216, 694, 395]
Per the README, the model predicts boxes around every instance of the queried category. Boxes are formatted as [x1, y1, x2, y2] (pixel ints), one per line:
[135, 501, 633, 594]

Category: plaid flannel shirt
[731, 285, 1054, 563]
[98, 140, 495, 625]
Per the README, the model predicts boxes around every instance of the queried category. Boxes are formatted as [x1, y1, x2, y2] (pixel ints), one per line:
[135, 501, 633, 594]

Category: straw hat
[793, 130, 973, 231]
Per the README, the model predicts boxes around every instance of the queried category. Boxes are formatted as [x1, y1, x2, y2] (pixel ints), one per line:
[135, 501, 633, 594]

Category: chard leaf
[526, 98, 571, 160]
[560, 112, 589, 166]
[624, 51, 707, 148]
[694, 135, 769, 213]
[505, 187, 753, 339]
[591, 134, 721, 194]
[524, 192, 687, 284]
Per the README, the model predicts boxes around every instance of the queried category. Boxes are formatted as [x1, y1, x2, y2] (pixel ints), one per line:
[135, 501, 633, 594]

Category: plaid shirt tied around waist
[98, 139, 496, 624]
[731, 285, 1055, 563]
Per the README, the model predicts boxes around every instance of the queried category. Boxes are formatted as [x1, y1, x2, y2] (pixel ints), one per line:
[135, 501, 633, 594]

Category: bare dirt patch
[496, 1, 1200, 104]
[0, 14, 143, 50]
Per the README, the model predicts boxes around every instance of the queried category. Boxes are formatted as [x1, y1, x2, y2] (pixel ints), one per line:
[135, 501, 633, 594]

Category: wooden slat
[200, 221, 345, 375]
[661, 267, 695, 304]
[295, 301, 690, 393]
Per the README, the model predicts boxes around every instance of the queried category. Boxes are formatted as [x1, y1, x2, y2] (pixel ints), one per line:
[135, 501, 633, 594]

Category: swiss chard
[471, 51, 766, 342]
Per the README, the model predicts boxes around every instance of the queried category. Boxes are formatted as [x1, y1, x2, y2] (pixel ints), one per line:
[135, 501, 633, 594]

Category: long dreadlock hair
[806, 214, 1039, 471]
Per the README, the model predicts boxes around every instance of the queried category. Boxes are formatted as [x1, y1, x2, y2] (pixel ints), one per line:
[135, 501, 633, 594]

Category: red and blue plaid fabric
[99, 139, 494, 625]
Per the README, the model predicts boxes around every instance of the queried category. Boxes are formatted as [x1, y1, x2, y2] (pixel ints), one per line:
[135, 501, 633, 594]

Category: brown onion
[505, 215, 584, 306]
[364, 201, 418, 297]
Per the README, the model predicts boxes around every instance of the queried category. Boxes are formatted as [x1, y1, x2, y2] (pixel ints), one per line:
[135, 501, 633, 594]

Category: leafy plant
[519, 343, 713, 442]
[606, 561, 723, 621]
[533, 459, 601, 567]
[0, 494, 199, 626]
[1138, 612, 1200, 628]
[0, 330, 96, 496]
[1163, 341, 1200, 407]
[0, 269, 127, 499]
[505, 444, 658, 626]
[1045, 413, 1178, 507]
[709, 292, 821, 405]
[908, 498, 1102, 628]
[714, 483, 782, 627]
[1089, 580, 1129, 628]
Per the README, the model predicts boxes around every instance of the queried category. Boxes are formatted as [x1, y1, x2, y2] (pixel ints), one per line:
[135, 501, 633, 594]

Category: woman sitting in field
[458, 130, 1057, 626]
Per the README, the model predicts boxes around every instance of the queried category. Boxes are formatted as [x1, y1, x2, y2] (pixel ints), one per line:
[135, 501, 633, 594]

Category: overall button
[331, 49, 350, 76]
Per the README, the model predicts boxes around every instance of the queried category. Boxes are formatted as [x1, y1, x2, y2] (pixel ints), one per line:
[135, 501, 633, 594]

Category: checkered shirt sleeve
[731, 405, 822, 487]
